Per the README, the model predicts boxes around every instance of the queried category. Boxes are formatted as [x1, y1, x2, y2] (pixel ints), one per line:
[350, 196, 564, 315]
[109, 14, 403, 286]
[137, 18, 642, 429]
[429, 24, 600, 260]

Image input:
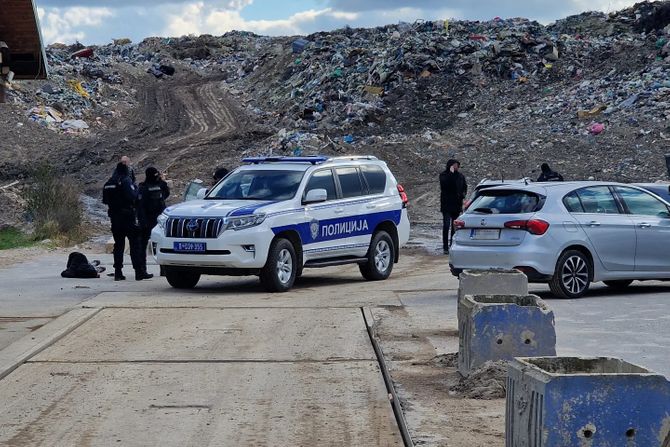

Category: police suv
[151, 156, 411, 292]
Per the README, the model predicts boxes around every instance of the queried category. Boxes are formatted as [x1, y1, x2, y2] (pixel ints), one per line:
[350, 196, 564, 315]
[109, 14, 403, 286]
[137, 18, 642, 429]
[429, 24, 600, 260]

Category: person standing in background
[439, 159, 467, 255]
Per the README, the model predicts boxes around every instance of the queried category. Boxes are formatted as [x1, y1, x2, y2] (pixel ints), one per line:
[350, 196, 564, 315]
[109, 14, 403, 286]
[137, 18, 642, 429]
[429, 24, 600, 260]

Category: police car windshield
[206, 170, 305, 201]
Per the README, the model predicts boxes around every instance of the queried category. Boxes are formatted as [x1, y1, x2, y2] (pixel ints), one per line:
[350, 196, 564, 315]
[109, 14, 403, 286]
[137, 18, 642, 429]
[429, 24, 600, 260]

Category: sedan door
[571, 186, 636, 272]
[614, 186, 670, 272]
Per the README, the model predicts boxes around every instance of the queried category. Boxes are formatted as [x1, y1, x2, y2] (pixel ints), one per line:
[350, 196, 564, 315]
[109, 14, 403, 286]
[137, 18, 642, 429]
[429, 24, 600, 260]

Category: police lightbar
[242, 156, 329, 165]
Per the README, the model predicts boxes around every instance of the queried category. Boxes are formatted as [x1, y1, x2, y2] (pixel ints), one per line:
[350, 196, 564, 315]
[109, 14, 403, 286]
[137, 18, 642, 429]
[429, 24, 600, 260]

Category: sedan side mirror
[303, 189, 328, 204]
[196, 188, 207, 200]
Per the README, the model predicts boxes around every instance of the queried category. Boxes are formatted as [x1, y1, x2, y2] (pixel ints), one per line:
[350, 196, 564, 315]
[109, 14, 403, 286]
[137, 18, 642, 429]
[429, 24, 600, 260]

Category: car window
[615, 187, 670, 217]
[639, 185, 670, 204]
[563, 191, 584, 213]
[361, 165, 387, 195]
[336, 167, 364, 199]
[304, 169, 337, 200]
[576, 187, 620, 214]
[207, 170, 304, 201]
[468, 190, 542, 214]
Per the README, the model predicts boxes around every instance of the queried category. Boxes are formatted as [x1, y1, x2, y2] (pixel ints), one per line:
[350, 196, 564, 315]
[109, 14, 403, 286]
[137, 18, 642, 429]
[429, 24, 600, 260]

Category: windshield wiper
[473, 207, 494, 214]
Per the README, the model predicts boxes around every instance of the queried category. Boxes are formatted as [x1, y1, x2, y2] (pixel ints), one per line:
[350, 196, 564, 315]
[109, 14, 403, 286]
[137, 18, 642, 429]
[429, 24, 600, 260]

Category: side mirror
[303, 189, 328, 204]
[196, 188, 207, 200]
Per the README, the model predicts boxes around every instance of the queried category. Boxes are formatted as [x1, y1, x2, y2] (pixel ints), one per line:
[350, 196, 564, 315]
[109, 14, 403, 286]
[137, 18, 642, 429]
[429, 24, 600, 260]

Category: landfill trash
[27, 106, 63, 124]
[589, 123, 605, 135]
[343, 135, 354, 144]
[292, 38, 309, 54]
[68, 80, 90, 98]
[159, 64, 175, 76]
[113, 38, 132, 46]
[577, 105, 607, 119]
[61, 119, 89, 131]
[71, 48, 94, 59]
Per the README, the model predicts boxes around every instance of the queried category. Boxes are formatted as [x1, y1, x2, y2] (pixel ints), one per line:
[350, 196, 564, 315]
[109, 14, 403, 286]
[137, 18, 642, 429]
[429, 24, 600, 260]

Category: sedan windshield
[207, 170, 305, 201]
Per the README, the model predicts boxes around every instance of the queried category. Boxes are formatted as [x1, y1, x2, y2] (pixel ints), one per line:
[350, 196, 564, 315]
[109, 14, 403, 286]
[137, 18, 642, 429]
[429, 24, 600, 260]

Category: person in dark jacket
[103, 162, 153, 281]
[537, 163, 564, 182]
[439, 159, 467, 254]
[138, 167, 170, 258]
[213, 167, 229, 185]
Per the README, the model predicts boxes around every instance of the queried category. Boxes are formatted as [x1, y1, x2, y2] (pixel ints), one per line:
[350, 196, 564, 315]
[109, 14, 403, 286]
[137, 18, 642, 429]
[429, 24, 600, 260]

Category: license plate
[470, 229, 501, 240]
[173, 242, 207, 253]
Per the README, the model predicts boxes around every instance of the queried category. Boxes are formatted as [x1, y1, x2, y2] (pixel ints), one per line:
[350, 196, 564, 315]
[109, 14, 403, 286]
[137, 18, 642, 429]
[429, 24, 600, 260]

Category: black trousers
[111, 215, 145, 273]
[442, 211, 460, 251]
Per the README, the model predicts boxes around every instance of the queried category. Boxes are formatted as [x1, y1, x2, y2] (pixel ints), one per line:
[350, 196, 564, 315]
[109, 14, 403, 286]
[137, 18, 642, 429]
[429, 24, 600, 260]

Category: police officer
[138, 167, 170, 258]
[103, 162, 153, 281]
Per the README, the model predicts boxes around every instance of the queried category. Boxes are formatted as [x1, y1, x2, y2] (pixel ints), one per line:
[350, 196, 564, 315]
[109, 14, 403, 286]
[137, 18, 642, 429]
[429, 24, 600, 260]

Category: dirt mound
[450, 360, 508, 400]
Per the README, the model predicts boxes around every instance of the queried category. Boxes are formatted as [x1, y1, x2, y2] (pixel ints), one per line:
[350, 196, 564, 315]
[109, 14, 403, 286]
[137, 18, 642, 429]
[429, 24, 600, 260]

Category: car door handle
[334, 208, 345, 214]
[366, 204, 377, 210]
[588, 221, 601, 227]
[638, 222, 652, 229]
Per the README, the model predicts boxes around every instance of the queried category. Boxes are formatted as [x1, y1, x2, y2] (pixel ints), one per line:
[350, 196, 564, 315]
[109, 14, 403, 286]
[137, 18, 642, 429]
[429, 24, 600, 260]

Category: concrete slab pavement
[0, 361, 402, 446]
[33, 308, 375, 362]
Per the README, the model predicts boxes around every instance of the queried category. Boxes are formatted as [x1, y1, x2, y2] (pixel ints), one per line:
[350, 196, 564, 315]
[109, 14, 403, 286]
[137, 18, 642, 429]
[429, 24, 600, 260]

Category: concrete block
[506, 357, 670, 447]
[458, 294, 556, 377]
[458, 269, 528, 304]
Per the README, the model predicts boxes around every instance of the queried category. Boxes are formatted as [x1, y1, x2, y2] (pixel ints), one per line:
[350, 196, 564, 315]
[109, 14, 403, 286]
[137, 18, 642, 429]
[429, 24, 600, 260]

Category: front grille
[165, 217, 224, 239]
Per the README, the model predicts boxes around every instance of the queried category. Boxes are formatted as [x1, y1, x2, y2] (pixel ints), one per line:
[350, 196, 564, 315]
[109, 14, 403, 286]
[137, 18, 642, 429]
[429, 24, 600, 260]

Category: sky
[33, 0, 643, 45]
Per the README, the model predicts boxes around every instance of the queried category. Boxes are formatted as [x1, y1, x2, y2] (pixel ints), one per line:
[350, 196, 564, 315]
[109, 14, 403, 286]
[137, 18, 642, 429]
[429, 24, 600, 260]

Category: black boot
[114, 269, 126, 281]
[135, 271, 154, 281]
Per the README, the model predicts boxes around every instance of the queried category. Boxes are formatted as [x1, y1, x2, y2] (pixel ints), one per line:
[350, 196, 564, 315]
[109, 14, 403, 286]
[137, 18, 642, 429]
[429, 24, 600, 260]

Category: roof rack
[242, 156, 329, 165]
[327, 156, 378, 162]
[241, 155, 379, 165]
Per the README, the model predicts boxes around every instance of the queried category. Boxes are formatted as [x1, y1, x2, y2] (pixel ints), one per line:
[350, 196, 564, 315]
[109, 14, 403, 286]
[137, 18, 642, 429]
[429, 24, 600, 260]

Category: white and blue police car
[151, 156, 411, 292]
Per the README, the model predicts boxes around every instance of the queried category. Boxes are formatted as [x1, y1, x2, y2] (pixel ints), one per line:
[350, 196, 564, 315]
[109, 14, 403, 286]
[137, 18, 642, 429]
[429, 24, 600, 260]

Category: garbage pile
[3, 1, 670, 187]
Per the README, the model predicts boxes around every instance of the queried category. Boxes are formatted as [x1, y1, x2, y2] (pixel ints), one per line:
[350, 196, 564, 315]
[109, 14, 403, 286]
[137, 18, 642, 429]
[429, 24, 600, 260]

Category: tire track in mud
[119, 75, 245, 170]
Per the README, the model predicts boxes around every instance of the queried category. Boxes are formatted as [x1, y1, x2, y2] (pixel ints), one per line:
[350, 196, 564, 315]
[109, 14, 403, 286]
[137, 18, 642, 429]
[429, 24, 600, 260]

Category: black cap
[145, 166, 160, 181]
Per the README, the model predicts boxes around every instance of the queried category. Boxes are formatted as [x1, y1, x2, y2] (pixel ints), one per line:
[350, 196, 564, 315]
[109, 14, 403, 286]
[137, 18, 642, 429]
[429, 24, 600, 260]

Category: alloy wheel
[374, 240, 391, 273]
[561, 255, 589, 295]
[276, 248, 293, 284]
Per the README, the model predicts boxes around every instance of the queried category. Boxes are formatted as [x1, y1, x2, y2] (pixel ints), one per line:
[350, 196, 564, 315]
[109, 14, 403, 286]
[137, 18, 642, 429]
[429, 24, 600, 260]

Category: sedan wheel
[549, 250, 592, 299]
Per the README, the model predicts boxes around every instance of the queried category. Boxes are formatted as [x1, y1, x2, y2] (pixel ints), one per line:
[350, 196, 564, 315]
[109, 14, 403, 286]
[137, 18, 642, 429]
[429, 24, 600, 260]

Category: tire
[604, 280, 633, 290]
[165, 267, 201, 289]
[360, 231, 395, 281]
[549, 250, 592, 299]
[260, 238, 297, 292]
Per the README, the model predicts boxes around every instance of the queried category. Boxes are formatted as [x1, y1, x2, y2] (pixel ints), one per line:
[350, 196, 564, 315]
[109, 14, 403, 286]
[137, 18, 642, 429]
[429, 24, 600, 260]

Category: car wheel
[165, 267, 201, 289]
[260, 238, 297, 292]
[360, 231, 395, 281]
[549, 250, 591, 299]
[604, 280, 633, 290]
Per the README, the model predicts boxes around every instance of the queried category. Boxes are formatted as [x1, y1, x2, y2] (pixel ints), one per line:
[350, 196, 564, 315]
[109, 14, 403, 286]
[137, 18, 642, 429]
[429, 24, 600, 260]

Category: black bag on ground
[61, 252, 105, 278]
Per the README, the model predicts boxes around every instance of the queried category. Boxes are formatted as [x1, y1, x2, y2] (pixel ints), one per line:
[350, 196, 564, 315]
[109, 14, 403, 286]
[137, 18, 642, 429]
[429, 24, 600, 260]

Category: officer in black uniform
[103, 162, 153, 281]
[138, 167, 170, 258]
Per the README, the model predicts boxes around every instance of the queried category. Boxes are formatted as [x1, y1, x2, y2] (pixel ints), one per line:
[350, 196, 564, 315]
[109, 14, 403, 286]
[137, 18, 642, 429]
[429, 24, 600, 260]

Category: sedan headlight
[223, 213, 266, 232]
[157, 212, 168, 230]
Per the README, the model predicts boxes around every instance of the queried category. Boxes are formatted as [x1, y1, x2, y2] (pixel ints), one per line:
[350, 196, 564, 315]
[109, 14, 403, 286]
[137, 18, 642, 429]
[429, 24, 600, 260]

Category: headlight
[157, 213, 168, 230]
[222, 214, 266, 232]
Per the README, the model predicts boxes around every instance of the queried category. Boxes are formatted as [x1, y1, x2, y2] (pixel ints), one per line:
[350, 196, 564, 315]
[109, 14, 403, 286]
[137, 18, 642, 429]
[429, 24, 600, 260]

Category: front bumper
[151, 225, 274, 269]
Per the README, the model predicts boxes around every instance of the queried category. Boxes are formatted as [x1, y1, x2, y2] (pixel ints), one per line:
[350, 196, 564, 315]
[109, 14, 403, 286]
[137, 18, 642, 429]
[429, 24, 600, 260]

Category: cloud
[325, 0, 639, 23]
[35, 0, 642, 45]
[163, 4, 362, 37]
[38, 6, 115, 43]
